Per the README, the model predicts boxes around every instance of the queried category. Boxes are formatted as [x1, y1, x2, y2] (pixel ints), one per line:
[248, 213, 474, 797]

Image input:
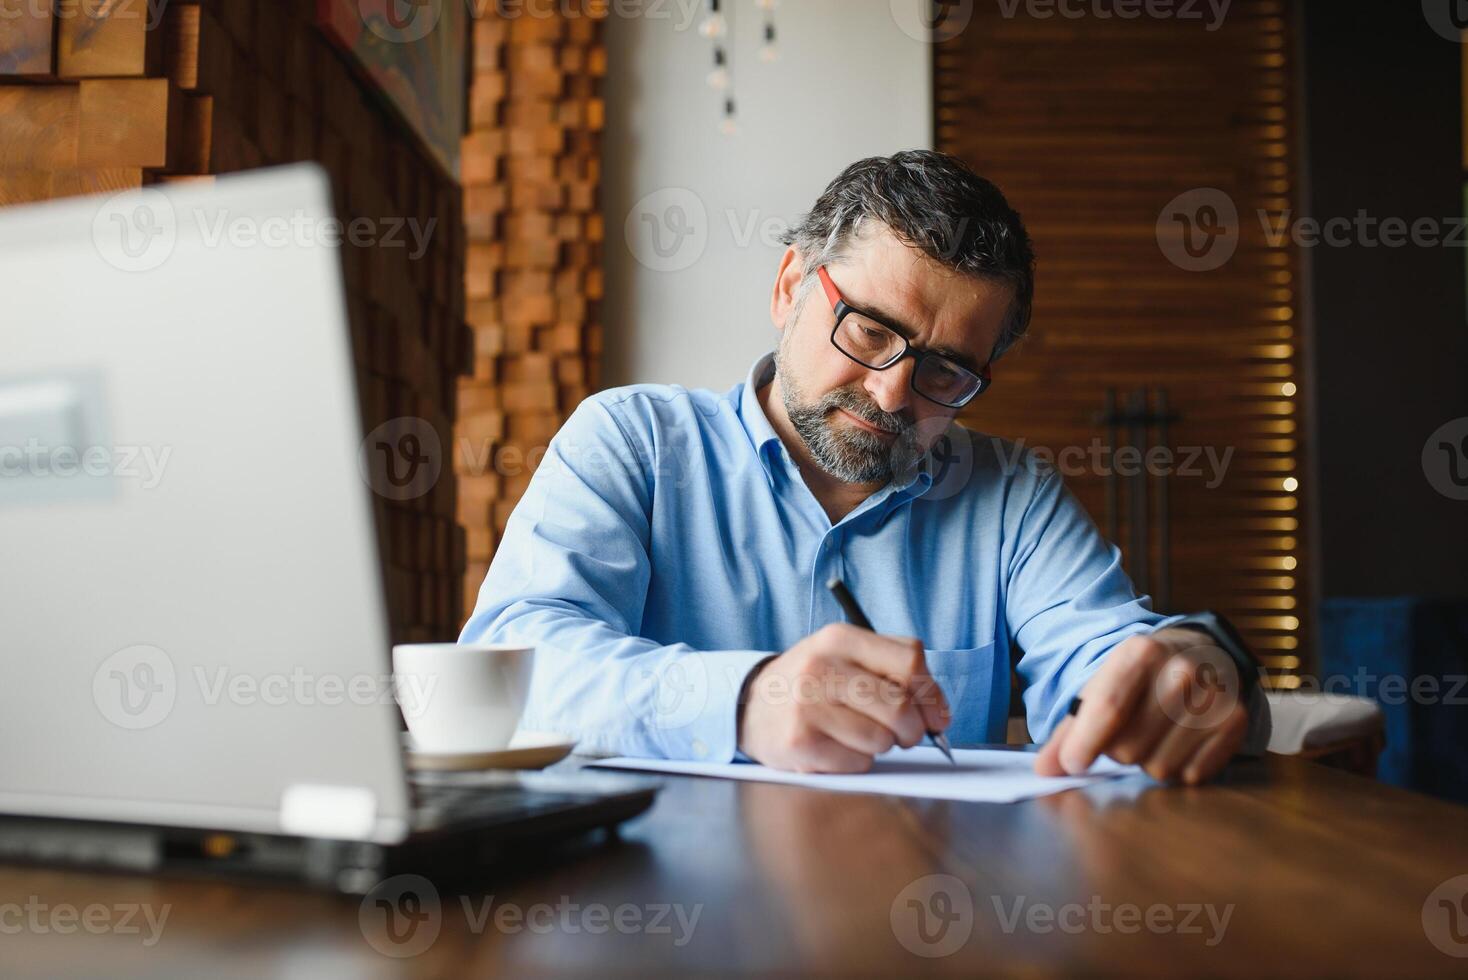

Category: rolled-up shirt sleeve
[459, 398, 772, 761]
[1004, 467, 1180, 744]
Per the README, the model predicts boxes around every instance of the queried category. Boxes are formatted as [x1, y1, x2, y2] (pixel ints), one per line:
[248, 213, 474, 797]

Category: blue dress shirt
[461, 354, 1180, 762]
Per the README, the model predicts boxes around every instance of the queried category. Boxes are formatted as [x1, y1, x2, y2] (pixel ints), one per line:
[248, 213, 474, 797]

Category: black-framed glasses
[816, 266, 991, 410]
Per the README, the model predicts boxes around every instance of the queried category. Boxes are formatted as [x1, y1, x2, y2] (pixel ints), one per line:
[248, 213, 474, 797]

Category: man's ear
[770, 247, 805, 332]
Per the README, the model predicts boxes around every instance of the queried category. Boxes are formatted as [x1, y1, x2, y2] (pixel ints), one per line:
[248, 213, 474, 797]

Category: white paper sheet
[590, 746, 1141, 804]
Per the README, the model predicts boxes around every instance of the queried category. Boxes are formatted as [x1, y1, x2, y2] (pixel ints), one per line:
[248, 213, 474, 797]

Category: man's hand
[1035, 628, 1249, 785]
[738, 623, 950, 773]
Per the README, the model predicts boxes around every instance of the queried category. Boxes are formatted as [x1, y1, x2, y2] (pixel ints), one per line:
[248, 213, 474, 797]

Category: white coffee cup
[392, 643, 534, 753]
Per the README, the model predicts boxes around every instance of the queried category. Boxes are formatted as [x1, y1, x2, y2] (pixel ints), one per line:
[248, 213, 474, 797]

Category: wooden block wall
[1, 1, 469, 645]
[459, 3, 606, 614]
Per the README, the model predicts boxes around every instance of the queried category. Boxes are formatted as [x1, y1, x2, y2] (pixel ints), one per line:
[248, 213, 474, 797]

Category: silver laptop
[0, 166, 653, 892]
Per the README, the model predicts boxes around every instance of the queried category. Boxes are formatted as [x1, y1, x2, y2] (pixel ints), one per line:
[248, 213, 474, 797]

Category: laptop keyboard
[411, 781, 584, 832]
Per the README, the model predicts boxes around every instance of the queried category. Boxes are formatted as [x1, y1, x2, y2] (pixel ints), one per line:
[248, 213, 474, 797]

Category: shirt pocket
[923, 641, 1003, 746]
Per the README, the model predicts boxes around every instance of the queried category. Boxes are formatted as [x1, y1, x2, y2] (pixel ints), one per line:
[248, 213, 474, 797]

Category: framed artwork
[317, 0, 467, 180]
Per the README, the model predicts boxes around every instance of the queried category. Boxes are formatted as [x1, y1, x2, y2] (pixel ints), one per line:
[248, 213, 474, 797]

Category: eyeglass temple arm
[816, 266, 842, 309]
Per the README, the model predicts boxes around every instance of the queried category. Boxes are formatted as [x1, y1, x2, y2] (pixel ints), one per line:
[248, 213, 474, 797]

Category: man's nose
[863, 357, 914, 416]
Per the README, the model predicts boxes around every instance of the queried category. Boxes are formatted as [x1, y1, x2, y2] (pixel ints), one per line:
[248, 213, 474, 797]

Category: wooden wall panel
[458, 3, 606, 613]
[936, 0, 1308, 683]
[0, 2, 56, 76]
[56, 0, 164, 78]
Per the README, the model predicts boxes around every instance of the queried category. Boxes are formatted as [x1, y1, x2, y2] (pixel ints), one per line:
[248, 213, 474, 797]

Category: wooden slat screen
[935, 0, 1307, 684]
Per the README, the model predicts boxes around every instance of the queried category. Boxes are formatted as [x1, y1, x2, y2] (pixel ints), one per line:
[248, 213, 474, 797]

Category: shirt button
[692, 739, 708, 758]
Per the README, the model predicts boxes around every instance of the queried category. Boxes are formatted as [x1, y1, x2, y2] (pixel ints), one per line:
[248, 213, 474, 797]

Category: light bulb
[720, 117, 739, 136]
[699, 13, 726, 38]
[707, 67, 730, 90]
[759, 44, 778, 62]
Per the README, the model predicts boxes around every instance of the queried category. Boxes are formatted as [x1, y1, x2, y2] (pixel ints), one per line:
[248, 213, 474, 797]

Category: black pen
[826, 577, 957, 765]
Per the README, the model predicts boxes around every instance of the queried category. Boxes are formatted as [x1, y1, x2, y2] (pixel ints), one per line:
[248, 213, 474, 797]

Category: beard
[776, 338, 922, 486]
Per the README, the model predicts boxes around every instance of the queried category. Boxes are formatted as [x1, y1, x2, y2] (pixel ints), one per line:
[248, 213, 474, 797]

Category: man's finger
[1034, 714, 1074, 776]
[831, 667, 928, 747]
[815, 700, 899, 757]
[1140, 717, 1212, 782]
[1179, 707, 1249, 785]
[829, 625, 950, 732]
[794, 730, 875, 774]
[1104, 656, 1197, 765]
[1056, 639, 1166, 775]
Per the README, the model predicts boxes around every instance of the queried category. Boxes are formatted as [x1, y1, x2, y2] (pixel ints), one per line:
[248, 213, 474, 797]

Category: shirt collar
[737, 352, 936, 502]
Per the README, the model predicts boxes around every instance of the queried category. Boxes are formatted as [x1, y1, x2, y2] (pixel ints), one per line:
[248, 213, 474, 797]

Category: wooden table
[4, 753, 1467, 977]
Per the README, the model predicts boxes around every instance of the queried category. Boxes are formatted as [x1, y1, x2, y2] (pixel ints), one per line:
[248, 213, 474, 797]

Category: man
[462, 151, 1269, 783]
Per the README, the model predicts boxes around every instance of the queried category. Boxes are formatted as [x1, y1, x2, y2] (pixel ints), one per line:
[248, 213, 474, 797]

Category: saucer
[402, 730, 577, 772]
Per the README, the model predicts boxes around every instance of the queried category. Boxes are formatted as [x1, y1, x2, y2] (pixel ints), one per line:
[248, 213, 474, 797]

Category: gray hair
[781, 150, 1036, 360]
